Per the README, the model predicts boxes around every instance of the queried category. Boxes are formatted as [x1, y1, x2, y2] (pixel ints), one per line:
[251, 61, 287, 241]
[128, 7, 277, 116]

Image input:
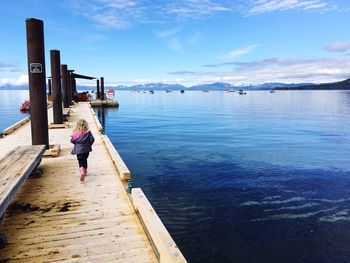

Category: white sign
[30, 63, 42, 73]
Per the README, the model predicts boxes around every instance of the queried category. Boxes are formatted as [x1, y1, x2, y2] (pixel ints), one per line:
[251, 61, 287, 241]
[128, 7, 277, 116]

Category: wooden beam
[102, 135, 131, 181]
[62, 107, 70, 117]
[89, 105, 103, 132]
[43, 144, 61, 157]
[131, 188, 187, 263]
[2, 117, 30, 136]
[0, 145, 46, 218]
[48, 122, 69, 129]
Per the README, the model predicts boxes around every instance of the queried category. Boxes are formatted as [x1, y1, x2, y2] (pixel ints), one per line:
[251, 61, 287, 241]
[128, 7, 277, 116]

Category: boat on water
[149, 90, 154, 94]
[239, 90, 246, 95]
[224, 89, 235, 93]
[107, 89, 115, 95]
[20, 100, 30, 112]
[180, 90, 185, 93]
[166, 90, 172, 93]
[270, 90, 276, 93]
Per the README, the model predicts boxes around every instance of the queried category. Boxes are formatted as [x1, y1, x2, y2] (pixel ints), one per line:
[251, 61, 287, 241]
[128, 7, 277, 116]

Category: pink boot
[83, 167, 87, 176]
[79, 167, 85, 182]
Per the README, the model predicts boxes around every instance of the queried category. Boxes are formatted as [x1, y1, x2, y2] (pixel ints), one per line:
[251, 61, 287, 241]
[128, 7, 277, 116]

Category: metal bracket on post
[126, 180, 133, 193]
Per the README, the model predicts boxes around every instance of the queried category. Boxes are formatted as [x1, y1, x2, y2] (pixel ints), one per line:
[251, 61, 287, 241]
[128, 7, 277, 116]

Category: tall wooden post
[61, 64, 69, 108]
[26, 18, 49, 148]
[100, 77, 104, 100]
[96, 79, 100, 99]
[68, 70, 74, 103]
[50, 50, 63, 124]
[74, 78, 77, 94]
[48, 78, 52, 96]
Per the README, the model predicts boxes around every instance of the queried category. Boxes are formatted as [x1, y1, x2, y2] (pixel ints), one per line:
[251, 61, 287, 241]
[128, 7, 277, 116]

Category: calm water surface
[0, 90, 29, 132]
[2, 90, 350, 263]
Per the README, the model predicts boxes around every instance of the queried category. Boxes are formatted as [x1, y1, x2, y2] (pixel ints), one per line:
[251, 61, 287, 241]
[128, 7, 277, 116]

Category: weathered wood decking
[0, 102, 157, 262]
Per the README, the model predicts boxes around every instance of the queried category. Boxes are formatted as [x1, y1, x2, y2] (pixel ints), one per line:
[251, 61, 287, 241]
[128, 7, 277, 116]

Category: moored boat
[20, 100, 30, 112]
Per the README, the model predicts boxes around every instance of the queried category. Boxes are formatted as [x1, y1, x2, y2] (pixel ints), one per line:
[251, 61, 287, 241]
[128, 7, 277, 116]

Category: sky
[1, 0, 350, 87]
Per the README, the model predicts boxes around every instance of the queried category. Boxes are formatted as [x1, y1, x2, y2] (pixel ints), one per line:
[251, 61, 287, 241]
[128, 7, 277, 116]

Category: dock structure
[0, 102, 186, 262]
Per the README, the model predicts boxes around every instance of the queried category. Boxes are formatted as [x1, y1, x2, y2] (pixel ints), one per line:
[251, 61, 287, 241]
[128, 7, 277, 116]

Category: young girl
[71, 119, 95, 182]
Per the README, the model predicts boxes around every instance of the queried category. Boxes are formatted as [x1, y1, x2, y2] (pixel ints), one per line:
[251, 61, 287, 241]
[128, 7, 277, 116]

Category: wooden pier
[0, 102, 186, 262]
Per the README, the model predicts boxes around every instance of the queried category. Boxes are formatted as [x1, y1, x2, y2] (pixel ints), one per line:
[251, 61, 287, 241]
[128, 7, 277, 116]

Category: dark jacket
[71, 131, 95, 155]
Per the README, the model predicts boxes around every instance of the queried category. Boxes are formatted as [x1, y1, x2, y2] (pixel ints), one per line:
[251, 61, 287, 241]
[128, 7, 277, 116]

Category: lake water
[2, 90, 350, 262]
[0, 90, 29, 133]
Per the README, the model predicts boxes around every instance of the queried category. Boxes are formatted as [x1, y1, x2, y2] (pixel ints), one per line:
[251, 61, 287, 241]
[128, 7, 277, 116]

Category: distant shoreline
[1, 77, 350, 91]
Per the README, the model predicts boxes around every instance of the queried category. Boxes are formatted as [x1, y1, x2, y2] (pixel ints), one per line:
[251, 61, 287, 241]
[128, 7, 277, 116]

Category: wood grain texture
[0, 102, 157, 263]
[0, 145, 46, 218]
[132, 188, 187, 263]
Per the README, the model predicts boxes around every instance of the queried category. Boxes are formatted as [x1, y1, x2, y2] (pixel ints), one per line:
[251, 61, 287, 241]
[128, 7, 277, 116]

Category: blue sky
[1, 0, 350, 86]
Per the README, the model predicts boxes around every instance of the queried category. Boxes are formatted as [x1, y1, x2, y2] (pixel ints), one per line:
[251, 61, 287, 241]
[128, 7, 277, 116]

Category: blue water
[2, 90, 350, 262]
[0, 90, 29, 132]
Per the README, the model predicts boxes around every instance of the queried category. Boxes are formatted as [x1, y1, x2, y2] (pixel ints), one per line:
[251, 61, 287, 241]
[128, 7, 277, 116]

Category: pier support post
[48, 78, 52, 96]
[50, 50, 63, 124]
[26, 18, 49, 149]
[74, 78, 77, 94]
[100, 77, 105, 100]
[61, 64, 69, 108]
[96, 79, 100, 99]
[68, 70, 74, 103]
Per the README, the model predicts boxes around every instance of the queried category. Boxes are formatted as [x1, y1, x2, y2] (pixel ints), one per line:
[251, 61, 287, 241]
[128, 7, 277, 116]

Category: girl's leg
[82, 153, 89, 175]
[77, 153, 89, 181]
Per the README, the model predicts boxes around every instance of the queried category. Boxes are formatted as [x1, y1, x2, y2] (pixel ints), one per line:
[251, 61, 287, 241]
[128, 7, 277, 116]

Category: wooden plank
[43, 144, 61, 157]
[132, 188, 187, 263]
[102, 135, 131, 181]
[89, 105, 103, 132]
[2, 117, 30, 135]
[0, 145, 46, 218]
[0, 102, 168, 263]
[48, 122, 69, 129]
[63, 107, 70, 116]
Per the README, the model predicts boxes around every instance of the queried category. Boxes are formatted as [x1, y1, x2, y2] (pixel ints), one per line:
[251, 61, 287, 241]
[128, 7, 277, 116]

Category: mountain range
[273, 78, 350, 90]
[1, 78, 350, 91]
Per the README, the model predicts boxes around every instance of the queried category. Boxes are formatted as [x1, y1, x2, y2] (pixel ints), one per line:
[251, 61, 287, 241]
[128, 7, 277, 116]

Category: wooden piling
[47, 78, 51, 96]
[61, 64, 69, 108]
[100, 77, 105, 100]
[69, 70, 74, 103]
[96, 79, 100, 99]
[50, 50, 63, 124]
[25, 18, 49, 149]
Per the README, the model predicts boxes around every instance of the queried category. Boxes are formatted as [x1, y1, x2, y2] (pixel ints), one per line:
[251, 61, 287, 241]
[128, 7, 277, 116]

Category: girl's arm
[89, 132, 95, 145]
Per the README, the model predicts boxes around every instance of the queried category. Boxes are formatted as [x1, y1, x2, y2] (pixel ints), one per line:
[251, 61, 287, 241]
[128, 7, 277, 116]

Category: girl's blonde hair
[74, 119, 89, 132]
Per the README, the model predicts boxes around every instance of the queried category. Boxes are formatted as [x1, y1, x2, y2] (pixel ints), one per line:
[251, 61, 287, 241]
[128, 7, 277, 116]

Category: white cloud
[164, 0, 231, 18]
[169, 57, 350, 85]
[70, 0, 340, 29]
[168, 38, 182, 51]
[246, 0, 333, 15]
[0, 74, 28, 86]
[225, 44, 259, 59]
[156, 28, 183, 51]
[0, 61, 20, 73]
[156, 28, 182, 38]
[72, 0, 144, 29]
[324, 41, 350, 52]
